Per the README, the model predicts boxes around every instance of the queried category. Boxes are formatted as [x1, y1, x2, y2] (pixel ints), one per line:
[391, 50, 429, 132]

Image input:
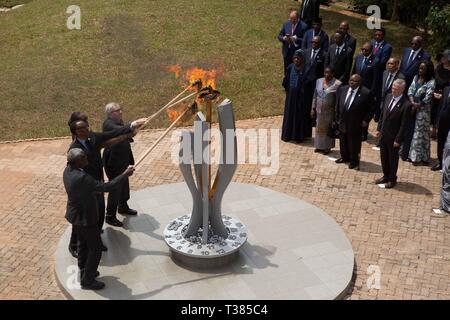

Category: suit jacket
[299, 0, 320, 24]
[278, 20, 308, 58]
[301, 29, 329, 52]
[335, 85, 374, 133]
[376, 94, 411, 144]
[437, 86, 450, 129]
[378, 70, 405, 103]
[331, 33, 357, 58]
[399, 48, 431, 87]
[69, 126, 132, 181]
[371, 40, 392, 67]
[352, 54, 377, 94]
[325, 44, 353, 84]
[304, 47, 325, 82]
[103, 118, 135, 173]
[63, 166, 126, 227]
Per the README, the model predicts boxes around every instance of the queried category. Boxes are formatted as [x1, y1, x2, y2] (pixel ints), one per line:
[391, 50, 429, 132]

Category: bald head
[289, 10, 299, 24]
[349, 74, 361, 89]
[362, 41, 373, 56]
[411, 36, 423, 50]
[339, 21, 350, 34]
[386, 57, 400, 72]
[311, 36, 321, 49]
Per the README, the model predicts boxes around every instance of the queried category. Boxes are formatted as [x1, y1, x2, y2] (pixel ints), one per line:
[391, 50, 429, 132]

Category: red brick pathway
[0, 117, 448, 299]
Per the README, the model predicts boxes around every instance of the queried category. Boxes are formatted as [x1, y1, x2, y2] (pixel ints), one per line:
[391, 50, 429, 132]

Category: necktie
[385, 73, 393, 91]
[406, 50, 415, 67]
[311, 50, 316, 63]
[388, 98, 396, 113]
[336, 47, 340, 56]
[361, 57, 366, 71]
[373, 43, 379, 55]
[344, 90, 355, 110]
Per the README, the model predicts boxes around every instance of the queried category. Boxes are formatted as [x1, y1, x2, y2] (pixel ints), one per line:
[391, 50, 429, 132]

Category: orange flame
[166, 108, 179, 123]
[185, 67, 218, 90]
[168, 65, 221, 90]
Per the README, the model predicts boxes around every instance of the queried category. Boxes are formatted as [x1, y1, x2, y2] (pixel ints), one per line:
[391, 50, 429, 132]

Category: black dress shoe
[385, 181, 397, 189]
[375, 177, 388, 184]
[118, 207, 138, 216]
[101, 244, 108, 252]
[348, 162, 360, 170]
[81, 279, 105, 290]
[431, 164, 442, 171]
[68, 247, 78, 258]
[106, 216, 123, 227]
[80, 270, 100, 278]
[335, 158, 348, 164]
[323, 149, 331, 155]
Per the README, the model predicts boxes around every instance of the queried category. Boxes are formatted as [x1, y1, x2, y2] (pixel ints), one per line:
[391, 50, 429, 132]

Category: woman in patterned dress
[407, 60, 436, 165]
[311, 67, 342, 154]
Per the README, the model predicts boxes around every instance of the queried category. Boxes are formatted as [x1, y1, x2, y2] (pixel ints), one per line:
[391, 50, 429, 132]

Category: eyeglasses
[311, 41, 320, 44]
[411, 42, 419, 45]
[361, 48, 369, 52]
[112, 108, 122, 113]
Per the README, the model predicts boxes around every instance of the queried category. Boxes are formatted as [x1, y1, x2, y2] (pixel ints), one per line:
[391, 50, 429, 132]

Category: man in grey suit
[63, 148, 135, 290]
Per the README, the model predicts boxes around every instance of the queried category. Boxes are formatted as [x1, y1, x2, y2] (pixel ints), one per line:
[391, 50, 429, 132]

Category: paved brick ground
[0, 116, 449, 300]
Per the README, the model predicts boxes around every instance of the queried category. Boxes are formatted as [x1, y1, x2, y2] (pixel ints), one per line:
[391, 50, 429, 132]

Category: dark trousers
[69, 195, 105, 250]
[106, 170, 130, 218]
[339, 130, 362, 164]
[437, 125, 450, 166]
[400, 116, 416, 160]
[74, 225, 102, 285]
[380, 139, 400, 182]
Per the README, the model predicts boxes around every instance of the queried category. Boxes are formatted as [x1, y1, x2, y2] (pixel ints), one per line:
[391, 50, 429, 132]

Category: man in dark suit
[103, 103, 139, 227]
[352, 42, 378, 141]
[299, 0, 320, 28]
[330, 21, 357, 60]
[278, 10, 308, 74]
[335, 74, 374, 170]
[68, 117, 146, 255]
[325, 31, 353, 85]
[63, 148, 135, 290]
[432, 86, 450, 171]
[371, 28, 392, 70]
[376, 58, 405, 122]
[352, 42, 377, 94]
[375, 79, 411, 188]
[301, 17, 329, 52]
[304, 36, 326, 137]
[399, 36, 431, 88]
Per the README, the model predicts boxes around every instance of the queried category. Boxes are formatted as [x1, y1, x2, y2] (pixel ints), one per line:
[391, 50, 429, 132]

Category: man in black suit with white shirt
[376, 58, 405, 122]
[335, 74, 374, 170]
[375, 79, 411, 188]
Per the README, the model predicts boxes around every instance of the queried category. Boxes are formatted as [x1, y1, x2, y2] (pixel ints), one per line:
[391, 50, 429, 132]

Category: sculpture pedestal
[54, 183, 355, 300]
[164, 215, 247, 269]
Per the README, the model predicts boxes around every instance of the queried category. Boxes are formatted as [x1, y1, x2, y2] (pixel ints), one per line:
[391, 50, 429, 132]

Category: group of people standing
[278, 7, 450, 195]
[63, 105, 147, 290]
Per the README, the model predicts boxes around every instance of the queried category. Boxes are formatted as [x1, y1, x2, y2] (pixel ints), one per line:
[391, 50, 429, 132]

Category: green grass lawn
[0, 0, 420, 141]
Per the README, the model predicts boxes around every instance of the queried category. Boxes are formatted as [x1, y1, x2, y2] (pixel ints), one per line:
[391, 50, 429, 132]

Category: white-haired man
[102, 103, 140, 227]
[375, 79, 412, 188]
[63, 148, 135, 290]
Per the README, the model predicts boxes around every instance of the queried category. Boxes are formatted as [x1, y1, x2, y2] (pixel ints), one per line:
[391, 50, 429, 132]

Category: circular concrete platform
[55, 183, 354, 300]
